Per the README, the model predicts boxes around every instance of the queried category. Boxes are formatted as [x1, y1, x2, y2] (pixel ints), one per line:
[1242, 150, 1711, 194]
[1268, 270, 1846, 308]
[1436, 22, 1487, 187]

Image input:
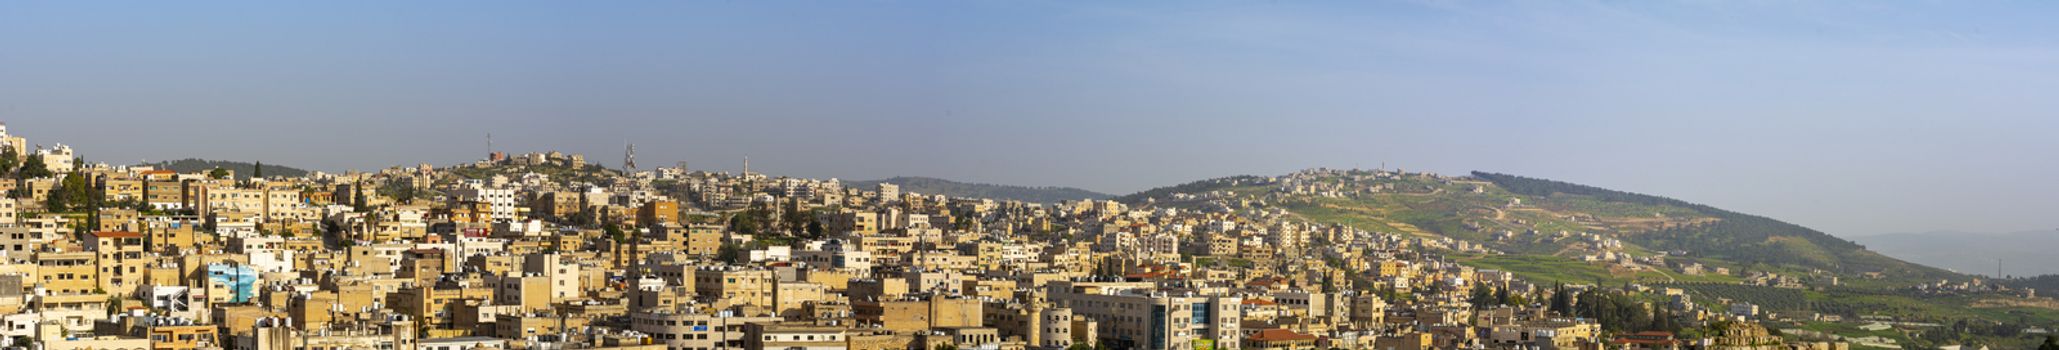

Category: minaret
[743, 156, 750, 175]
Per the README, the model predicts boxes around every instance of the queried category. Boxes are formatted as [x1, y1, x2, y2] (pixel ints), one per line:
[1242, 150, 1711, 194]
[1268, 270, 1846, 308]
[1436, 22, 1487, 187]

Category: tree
[568, 209, 598, 227]
[729, 204, 771, 235]
[207, 167, 230, 180]
[18, 154, 50, 179]
[351, 178, 368, 212]
[780, 199, 814, 237]
[0, 148, 17, 175]
[1470, 284, 1497, 308]
[1652, 307, 1681, 333]
[1549, 285, 1573, 315]
[715, 239, 741, 264]
[2042, 335, 2059, 350]
[46, 172, 95, 213]
[605, 223, 628, 244]
[321, 220, 344, 247]
[253, 161, 264, 180]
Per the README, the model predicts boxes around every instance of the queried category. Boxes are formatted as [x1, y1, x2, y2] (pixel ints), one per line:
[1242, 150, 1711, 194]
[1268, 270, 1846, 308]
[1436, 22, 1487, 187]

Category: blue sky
[3, 1, 2057, 237]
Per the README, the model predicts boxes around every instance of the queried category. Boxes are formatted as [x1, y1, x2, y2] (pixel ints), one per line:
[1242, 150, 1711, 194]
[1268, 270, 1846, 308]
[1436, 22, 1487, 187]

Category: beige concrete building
[87, 231, 146, 293]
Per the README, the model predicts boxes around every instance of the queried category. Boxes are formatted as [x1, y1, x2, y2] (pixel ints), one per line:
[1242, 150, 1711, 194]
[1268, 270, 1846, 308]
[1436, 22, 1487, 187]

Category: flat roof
[93, 231, 144, 238]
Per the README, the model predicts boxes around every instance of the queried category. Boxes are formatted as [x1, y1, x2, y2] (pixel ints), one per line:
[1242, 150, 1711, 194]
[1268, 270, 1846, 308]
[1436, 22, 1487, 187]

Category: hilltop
[141, 159, 310, 180]
[446, 158, 623, 185]
[846, 176, 1111, 203]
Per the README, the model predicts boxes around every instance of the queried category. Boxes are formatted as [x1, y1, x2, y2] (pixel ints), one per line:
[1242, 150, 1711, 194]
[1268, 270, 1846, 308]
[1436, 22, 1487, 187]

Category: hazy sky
[3, 1, 2056, 237]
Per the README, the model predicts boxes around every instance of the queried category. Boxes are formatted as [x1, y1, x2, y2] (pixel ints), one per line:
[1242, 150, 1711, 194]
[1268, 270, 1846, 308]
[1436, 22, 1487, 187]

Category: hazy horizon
[5, 1, 2057, 238]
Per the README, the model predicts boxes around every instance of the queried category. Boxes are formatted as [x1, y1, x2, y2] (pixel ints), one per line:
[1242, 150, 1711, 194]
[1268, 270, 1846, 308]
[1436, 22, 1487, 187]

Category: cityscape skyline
[6, 1, 2057, 238]
[1, 2, 2056, 349]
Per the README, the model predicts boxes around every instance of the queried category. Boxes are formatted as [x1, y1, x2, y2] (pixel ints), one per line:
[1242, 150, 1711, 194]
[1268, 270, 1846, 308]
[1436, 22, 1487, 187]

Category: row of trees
[1469, 284, 1528, 308]
[726, 199, 825, 239]
[0, 148, 55, 180]
[0, 148, 53, 179]
[1666, 283, 1809, 312]
[1544, 286, 1684, 333]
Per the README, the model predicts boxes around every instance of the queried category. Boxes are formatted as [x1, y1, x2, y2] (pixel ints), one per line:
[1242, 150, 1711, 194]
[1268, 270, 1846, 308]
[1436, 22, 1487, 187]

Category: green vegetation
[1539, 193, 1704, 218]
[1119, 169, 2049, 347]
[1460, 254, 1625, 285]
[1792, 320, 1909, 347]
[2001, 275, 2059, 292]
[146, 158, 309, 180]
[18, 154, 52, 179]
[1472, 171, 1956, 281]
[0, 148, 17, 176]
[1668, 283, 1809, 311]
[46, 171, 98, 213]
[1548, 287, 1683, 333]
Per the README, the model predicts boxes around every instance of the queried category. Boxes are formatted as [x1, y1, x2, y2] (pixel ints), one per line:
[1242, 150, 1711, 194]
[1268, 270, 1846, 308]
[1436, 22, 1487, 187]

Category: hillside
[1470, 172, 1957, 282]
[1120, 169, 1959, 285]
[1114, 169, 2059, 346]
[142, 159, 310, 180]
[847, 176, 1111, 203]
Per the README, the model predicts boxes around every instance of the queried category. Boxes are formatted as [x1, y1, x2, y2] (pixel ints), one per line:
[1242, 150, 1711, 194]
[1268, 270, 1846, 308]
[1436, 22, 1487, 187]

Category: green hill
[848, 176, 1110, 203]
[1117, 169, 2059, 346]
[1469, 172, 1956, 283]
[1120, 170, 1958, 285]
[143, 159, 310, 180]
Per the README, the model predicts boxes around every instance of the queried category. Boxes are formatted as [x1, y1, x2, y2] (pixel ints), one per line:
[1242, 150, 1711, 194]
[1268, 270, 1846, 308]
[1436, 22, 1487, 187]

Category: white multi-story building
[34, 143, 75, 174]
[454, 183, 518, 222]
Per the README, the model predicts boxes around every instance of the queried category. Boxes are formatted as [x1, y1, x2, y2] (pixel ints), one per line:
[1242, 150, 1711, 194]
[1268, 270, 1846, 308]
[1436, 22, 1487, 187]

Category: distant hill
[2001, 274, 2059, 294]
[846, 176, 1111, 203]
[1856, 230, 2059, 277]
[142, 159, 310, 180]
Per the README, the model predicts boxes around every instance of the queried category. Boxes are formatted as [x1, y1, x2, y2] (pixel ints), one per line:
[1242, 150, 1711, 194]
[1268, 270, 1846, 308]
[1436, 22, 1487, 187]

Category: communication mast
[623, 143, 638, 172]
